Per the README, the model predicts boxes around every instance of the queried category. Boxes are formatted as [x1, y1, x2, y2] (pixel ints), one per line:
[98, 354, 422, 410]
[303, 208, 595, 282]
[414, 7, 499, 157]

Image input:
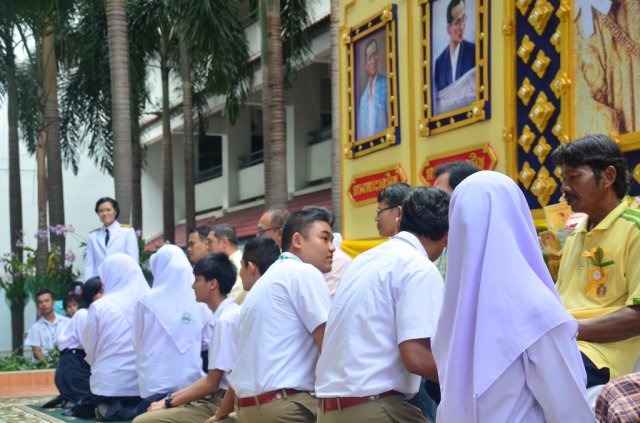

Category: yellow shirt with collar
[557, 200, 640, 379]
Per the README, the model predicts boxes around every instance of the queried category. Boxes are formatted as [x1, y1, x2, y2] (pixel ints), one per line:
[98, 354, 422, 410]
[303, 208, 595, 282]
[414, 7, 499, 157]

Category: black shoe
[42, 395, 64, 409]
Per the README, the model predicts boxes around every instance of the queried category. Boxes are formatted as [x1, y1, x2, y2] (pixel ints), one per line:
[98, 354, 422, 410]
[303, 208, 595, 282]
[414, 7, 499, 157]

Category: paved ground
[0, 396, 60, 422]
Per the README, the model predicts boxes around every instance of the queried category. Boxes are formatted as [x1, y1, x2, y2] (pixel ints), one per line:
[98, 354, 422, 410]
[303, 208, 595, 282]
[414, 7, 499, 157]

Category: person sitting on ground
[47, 277, 104, 409]
[133, 252, 248, 423]
[82, 253, 150, 421]
[25, 289, 69, 362]
[133, 244, 212, 407]
[433, 171, 593, 422]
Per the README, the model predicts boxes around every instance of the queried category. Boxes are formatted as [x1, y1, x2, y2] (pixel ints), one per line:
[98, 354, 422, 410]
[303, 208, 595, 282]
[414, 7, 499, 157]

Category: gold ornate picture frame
[418, 0, 490, 136]
[344, 4, 400, 159]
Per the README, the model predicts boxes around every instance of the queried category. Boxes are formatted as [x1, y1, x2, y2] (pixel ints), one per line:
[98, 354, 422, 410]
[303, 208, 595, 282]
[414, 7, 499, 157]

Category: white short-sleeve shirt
[57, 309, 88, 350]
[24, 314, 69, 354]
[207, 297, 241, 390]
[229, 253, 331, 397]
[315, 232, 444, 397]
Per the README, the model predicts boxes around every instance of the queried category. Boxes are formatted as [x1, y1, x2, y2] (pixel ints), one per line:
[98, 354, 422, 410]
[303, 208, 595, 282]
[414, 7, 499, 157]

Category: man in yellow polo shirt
[553, 134, 640, 387]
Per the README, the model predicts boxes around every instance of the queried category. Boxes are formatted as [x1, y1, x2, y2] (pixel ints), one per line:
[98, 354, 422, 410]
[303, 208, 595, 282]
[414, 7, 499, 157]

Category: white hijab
[139, 244, 209, 353]
[98, 253, 150, 324]
[432, 171, 576, 420]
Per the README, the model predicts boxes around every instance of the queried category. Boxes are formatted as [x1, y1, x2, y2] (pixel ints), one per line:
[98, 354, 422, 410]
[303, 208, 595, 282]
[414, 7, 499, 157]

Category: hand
[147, 400, 166, 412]
[204, 414, 225, 422]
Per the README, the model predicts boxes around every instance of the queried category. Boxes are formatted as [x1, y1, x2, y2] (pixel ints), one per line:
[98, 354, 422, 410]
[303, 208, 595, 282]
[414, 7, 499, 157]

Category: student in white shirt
[133, 244, 212, 400]
[315, 188, 449, 423]
[133, 252, 242, 423]
[24, 289, 69, 361]
[230, 206, 334, 423]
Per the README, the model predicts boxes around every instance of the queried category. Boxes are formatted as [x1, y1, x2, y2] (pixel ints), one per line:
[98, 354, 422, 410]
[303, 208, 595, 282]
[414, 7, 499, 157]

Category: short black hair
[281, 206, 334, 252]
[552, 134, 630, 199]
[82, 277, 103, 307]
[243, 236, 280, 275]
[399, 187, 450, 241]
[95, 197, 120, 219]
[67, 281, 84, 296]
[193, 253, 237, 295]
[435, 161, 480, 191]
[189, 226, 210, 241]
[212, 224, 238, 246]
[63, 294, 83, 311]
[35, 289, 54, 301]
[447, 0, 465, 25]
[377, 183, 413, 207]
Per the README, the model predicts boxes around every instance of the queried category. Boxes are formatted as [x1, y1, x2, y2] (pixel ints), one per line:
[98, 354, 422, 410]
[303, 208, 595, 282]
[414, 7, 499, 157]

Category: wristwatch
[165, 394, 174, 409]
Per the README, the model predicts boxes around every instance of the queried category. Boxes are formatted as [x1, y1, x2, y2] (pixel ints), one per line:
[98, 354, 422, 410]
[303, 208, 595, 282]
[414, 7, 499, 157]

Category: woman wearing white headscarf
[134, 244, 212, 399]
[432, 171, 593, 422]
[83, 253, 150, 420]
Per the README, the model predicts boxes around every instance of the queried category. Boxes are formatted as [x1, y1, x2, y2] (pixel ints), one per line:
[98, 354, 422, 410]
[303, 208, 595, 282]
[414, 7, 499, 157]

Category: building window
[197, 135, 222, 182]
[239, 108, 264, 169]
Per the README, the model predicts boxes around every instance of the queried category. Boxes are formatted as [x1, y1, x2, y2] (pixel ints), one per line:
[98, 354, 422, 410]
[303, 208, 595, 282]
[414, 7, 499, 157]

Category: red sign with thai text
[421, 144, 497, 186]
[349, 165, 407, 205]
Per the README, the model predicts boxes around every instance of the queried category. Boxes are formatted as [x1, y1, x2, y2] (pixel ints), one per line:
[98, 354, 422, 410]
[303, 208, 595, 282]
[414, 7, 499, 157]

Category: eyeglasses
[257, 226, 280, 236]
[450, 13, 468, 28]
[375, 205, 397, 216]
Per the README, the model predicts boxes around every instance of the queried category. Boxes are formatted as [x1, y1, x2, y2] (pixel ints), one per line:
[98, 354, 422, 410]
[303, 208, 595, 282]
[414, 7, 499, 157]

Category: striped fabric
[596, 372, 640, 423]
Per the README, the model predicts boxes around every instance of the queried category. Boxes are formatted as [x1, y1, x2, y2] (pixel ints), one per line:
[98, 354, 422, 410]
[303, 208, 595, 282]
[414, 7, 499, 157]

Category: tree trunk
[179, 22, 195, 233]
[330, 0, 341, 232]
[42, 23, 66, 262]
[106, 0, 133, 223]
[36, 129, 49, 276]
[161, 32, 175, 244]
[4, 32, 23, 264]
[132, 135, 143, 232]
[10, 298, 26, 353]
[261, 0, 288, 209]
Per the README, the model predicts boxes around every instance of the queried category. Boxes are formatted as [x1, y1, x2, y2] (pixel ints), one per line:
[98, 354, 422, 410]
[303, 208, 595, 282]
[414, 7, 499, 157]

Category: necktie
[105, 228, 110, 247]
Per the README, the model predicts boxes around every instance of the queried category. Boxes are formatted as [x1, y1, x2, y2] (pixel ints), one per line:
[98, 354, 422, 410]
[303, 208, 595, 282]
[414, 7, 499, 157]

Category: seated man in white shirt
[230, 207, 334, 423]
[315, 187, 449, 423]
[25, 289, 69, 362]
[133, 252, 241, 423]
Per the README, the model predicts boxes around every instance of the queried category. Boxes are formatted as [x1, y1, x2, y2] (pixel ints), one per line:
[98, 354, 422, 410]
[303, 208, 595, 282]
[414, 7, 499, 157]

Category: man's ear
[248, 261, 260, 278]
[291, 232, 304, 249]
[602, 166, 617, 189]
[209, 278, 219, 293]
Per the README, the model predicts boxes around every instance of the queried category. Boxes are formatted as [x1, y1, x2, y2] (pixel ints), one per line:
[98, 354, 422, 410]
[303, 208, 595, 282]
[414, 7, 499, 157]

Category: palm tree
[330, 0, 341, 230]
[178, 23, 195, 233]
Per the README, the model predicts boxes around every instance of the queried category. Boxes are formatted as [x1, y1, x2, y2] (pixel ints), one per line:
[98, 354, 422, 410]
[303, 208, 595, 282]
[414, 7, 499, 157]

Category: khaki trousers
[236, 391, 317, 423]
[133, 393, 237, 423]
[317, 394, 429, 423]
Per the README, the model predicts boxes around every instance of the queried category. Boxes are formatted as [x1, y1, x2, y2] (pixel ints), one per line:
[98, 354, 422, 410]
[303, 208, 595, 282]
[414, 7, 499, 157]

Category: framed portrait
[418, 0, 490, 136]
[345, 4, 400, 159]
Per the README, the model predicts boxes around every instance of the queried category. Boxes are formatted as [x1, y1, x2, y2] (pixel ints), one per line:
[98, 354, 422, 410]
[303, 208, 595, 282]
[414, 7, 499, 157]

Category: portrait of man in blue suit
[357, 38, 388, 139]
[433, 0, 476, 95]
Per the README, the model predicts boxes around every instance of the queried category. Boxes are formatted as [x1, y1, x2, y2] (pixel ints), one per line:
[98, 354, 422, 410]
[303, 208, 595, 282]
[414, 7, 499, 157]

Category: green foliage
[0, 348, 59, 372]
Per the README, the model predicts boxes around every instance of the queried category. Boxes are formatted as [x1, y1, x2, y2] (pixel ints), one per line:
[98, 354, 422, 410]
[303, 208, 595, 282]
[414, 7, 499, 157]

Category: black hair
[35, 289, 54, 301]
[377, 183, 413, 207]
[552, 134, 630, 199]
[189, 226, 210, 241]
[435, 161, 480, 191]
[193, 253, 237, 295]
[281, 206, 334, 252]
[82, 277, 103, 307]
[63, 294, 83, 311]
[67, 281, 84, 296]
[95, 197, 120, 219]
[399, 187, 450, 241]
[212, 224, 238, 246]
[265, 208, 290, 229]
[447, 0, 466, 25]
[243, 236, 281, 275]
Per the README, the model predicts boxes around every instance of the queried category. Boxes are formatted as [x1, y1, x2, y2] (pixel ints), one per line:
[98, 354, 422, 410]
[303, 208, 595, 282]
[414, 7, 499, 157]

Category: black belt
[61, 348, 85, 356]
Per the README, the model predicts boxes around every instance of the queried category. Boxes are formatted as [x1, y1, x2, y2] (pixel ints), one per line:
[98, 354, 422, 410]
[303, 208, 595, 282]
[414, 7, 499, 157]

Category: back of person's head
[377, 183, 413, 207]
[82, 277, 103, 307]
[35, 289, 54, 301]
[63, 294, 83, 311]
[193, 253, 237, 295]
[67, 281, 84, 296]
[552, 134, 630, 198]
[189, 226, 210, 241]
[435, 161, 480, 191]
[94, 197, 120, 218]
[267, 208, 290, 229]
[400, 187, 450, 241]
[281, 206, 334, 252]
[243, 236, 281, 275]
[212, 224, 238, 246]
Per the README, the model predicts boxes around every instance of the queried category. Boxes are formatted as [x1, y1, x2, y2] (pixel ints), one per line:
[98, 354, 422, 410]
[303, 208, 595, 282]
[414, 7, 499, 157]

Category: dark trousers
[582, 351, 610, 388]
[54, 349, 91, 404]
[72, 394, 144, 420]
[407, 378, 439, 422]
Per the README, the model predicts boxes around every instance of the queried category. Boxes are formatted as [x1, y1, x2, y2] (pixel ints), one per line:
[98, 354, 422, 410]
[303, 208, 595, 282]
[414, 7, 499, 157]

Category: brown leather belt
[236, 389, 303, 408]
[318, 391, 401, 412]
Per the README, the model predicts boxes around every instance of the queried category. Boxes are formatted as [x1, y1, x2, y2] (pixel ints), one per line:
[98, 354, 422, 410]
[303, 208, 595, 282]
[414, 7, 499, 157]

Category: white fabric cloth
[84, 220, 139, 280]
[450, 43, 460, 82]
[315, 231, 443, 397]
[134, 245, 210, 397]
[24, 314, 69, 354]
[433, 171, 591, 422]
[229, 252, 331, 397]
[84, 253, 150, 397]
[207, 297, 241, 390]
[57, 309, 88, 350]
[227, 249, 247, 304]
[323, 247, 352, 299]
